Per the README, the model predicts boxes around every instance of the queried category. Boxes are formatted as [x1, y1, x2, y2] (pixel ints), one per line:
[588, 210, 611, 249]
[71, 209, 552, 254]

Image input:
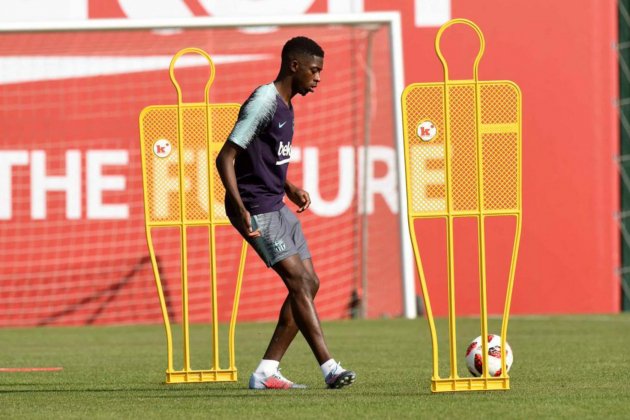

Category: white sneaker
[248, 369, 307, 390]
[324, 362, 356, 389]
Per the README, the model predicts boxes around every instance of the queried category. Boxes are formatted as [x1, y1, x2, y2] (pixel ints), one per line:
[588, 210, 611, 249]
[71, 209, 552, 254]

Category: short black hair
[281, 36, 324, 63]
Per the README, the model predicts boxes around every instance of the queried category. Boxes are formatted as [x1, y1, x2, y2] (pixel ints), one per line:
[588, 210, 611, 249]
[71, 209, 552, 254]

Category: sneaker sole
[249, 381, 308, 390]
[328, 371, 356, 389]
[249, 371, 308, 390]
[249, 385, 308, 390]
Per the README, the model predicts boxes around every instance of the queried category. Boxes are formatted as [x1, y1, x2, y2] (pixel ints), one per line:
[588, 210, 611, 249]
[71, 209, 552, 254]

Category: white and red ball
[465, 334, 513, 377]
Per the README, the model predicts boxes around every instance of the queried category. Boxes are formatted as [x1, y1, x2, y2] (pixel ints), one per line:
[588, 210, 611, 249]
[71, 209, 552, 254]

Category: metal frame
[401, 19, 522, 392]
[139, 48, 247, 383]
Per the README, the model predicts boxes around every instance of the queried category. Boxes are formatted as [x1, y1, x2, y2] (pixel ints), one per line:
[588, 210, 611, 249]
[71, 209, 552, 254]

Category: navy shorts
[229, 206, 311, 267]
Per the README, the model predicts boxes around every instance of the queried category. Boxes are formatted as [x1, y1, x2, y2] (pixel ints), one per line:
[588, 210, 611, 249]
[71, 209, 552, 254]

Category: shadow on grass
[0, 383, 430, 398]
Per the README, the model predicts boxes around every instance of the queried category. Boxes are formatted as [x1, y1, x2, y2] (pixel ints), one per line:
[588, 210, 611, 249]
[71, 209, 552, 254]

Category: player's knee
[303, 271, 319, 297]
[285, 271, 316, 299]
[302, 272, 319, 299]
[310, 273, 320, 296]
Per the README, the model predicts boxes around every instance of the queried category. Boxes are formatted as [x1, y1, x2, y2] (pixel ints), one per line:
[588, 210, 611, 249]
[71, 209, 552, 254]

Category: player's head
[281, 36, 324, 96]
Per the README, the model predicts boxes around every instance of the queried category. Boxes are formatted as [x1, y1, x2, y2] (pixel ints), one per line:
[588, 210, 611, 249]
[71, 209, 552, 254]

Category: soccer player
[216, 36, 356, 390]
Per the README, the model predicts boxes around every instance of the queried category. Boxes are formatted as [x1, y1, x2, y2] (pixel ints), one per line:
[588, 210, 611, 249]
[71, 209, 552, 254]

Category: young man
[216, 36, 356, 390]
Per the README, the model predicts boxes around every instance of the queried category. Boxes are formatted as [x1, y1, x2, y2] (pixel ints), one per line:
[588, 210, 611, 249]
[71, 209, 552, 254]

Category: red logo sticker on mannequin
[417, 121, 437, 142]
[153, 139, 172, 158]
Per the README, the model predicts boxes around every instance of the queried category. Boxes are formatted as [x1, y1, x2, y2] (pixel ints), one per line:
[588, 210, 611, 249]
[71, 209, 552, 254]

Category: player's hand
[285, 184, 311, 213]
[240, 209, 261, 238]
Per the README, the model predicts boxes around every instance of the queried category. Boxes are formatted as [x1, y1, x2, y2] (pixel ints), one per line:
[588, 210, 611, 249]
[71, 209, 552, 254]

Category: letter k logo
[153, 139, 172, 158]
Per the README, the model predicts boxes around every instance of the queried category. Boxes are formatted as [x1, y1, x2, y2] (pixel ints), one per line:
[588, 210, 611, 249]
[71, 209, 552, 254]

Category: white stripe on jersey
[228, 83, 277, 149]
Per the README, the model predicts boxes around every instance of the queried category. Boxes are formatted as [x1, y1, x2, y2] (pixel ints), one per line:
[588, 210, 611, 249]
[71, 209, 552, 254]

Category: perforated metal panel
[402, 81, 521, 216]
[140, 104, 239, 225]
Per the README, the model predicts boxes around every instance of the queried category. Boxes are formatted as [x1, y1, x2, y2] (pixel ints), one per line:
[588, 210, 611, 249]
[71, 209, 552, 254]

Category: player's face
[293, 55, 323, 96]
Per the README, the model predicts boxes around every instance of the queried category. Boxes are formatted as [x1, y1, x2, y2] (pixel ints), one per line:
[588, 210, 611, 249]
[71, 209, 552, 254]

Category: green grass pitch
[2, 315, 629, 419]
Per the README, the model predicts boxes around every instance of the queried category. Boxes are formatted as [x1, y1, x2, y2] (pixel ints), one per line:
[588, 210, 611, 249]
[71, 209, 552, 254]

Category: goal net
[0, 15, 407, 327]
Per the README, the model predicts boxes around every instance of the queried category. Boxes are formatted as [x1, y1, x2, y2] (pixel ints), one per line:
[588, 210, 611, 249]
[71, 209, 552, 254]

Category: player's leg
[294, 258, 357, 388]
[272, 254, 330, 363]
[273, 256, 355, 388]
[244, 209, 318, 389]
[251, 207, 322, 361]
[261, 264, 319, 361]
[250, 258, 320, 389]
[248, 256, 318, 389]
[240, 207, 355, 388]
[261, 297, 298, 360]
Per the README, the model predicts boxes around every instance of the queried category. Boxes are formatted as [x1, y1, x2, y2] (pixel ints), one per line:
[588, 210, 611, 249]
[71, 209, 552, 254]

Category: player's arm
[284, 180, 311, 213]
[217, 85, 275, 236]
[216, 142, 260, 237]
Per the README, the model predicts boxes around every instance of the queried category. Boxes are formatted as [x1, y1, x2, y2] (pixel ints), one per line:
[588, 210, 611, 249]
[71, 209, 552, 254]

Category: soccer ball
[465, 334, 513, 377]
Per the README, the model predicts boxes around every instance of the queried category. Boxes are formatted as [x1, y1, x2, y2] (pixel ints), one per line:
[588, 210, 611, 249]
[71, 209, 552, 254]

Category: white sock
[255, 359, 279, 377]
[320, 358, 338, 378]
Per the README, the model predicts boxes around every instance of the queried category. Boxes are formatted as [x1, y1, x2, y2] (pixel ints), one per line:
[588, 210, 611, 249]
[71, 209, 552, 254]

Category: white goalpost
[0, 12, 417, 326]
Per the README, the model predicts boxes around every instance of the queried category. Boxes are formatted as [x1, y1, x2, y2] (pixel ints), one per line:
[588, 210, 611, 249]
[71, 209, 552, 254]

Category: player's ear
[289, 58, 300, 73]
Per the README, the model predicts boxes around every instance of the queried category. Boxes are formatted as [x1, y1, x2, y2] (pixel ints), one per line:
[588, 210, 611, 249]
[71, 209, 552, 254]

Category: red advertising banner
[0, 0, 619, 326]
